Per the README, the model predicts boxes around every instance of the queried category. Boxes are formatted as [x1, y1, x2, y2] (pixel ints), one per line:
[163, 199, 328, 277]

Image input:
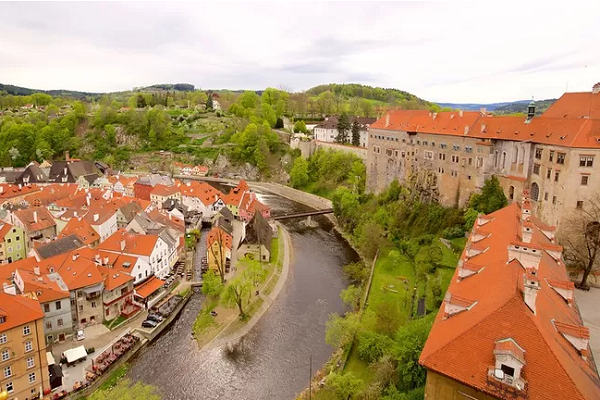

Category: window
[582, 175, 589, 186]
[502, 152, 507, 169]
[25, 340, 32, 352]
[5, 382, 13, 394]
[57, 318, 63, 327]
[509, 186, 515, 200]
[91, 301, 97, 308]
[28, 372, 36, 383]
[453, 144, 460, 151]
[438, 153, 446, 161]
[547, 169, 552, 179]
[440, 143, 447, 149]
[555, 171, 560, 182]
[580, 156, 594, 167]
[55, 301, 61, 310]
[531, 182, 540, 201]
[0, 334, 6, 344]
[577, 201, 584, 209]
[44, 304, 50, 313]
[26, 356, 34, 369]
[501, 364, 515, 378]
[549, 150, 554, 162]
[4, 365, 12, 378]
[423, 141, 428, 146]
[553, 196, 557, 204]
[535, 148, 543, 159]
[476, 157, 484, 168]
[468, 158, 473, 166]
[533, 164, 540, 175]
[1, 349, 9, 361]
[23, 325, 30, 335]
[557, 152, 566, 164]
[465, 146, 473, 153]
[544, 192, 549, 201]
[78, 291, 83, 298]
[7, 247, 12, 253]
[6, 238, 10, 244]
[46, 322, 52, 330]
[431, 142, 435, 147]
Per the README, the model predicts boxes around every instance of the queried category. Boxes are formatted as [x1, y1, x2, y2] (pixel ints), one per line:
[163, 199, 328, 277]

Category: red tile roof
[0, 183, 40, 200]
[180, 181, 223, 206]
[134, 276, 164, 299]
[58, 217, 100, 245]
[0, 292, 44, 332]
[420, 202, 600, 400]
[151, 184, 180, 197]
[98, 266, 134, 291]
[0, 222, 17, 241]
[98, 229, 159, 257]
[57, 253, 104, 290]
[207, 226, 232, 250]
[14, 207, 56, 232]
[542, 92, 600, 120]
[16, 269, 70, 302]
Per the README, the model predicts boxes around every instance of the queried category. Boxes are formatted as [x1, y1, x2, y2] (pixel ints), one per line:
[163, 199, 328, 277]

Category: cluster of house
[171, 162, 209, 177]
[366, 83, 600, 230]
[420, 193, 600, 399]
[0, 160, 271, 399]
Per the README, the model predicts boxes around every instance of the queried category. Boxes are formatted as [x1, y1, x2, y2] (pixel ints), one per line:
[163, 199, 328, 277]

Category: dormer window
[553, 320, 590, 359]
[490, 338, 526, 390]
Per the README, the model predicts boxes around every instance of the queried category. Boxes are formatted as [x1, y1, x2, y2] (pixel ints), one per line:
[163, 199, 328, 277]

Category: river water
[128, 187, 359, 400]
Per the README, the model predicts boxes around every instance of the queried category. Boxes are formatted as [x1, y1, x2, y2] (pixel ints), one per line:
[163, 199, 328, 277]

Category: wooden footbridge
[271, 208, 334, 221]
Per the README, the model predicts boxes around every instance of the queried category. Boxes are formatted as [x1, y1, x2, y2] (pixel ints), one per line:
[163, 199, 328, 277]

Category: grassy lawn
[98, 364, 129, 390]
[102, 315, 127, 330]
[344, 344, 372, 383]
[366, 251, 415, 308]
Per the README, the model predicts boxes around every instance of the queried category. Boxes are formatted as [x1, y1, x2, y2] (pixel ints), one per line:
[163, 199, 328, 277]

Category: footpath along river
[128, 189, 359, 400]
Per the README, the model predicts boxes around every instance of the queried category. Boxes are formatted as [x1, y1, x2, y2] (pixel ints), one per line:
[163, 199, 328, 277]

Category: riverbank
[192, 222, 292, 351]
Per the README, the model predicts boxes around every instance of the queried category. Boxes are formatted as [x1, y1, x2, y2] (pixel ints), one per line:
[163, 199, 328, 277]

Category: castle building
[366, 83, 600, 229]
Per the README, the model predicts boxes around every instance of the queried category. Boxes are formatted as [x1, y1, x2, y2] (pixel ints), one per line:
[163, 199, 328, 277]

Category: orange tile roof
[134, 276, 164, 299]
[14, 207, 56, 231]
[180, 181, 223, 206]
[24, 184, 78, 206]
[494, 338, 526, 365]
[0, 292, 44, 332]
[0, 222, 17, 241]
[420, 202, 600, 400]
[57, 253, 104, 290]
[223, 185, 246, 206]
[0, 183, 40, 200]
[554, 321, 590, 339]
[58, 217, 100, 245]
[542, 91, 600, 120]
[98, 228, 159, 256]
[98, 266, 134, 291]
[16, 269, 70, 303]
[207, 226, 232, 250]
[151, 184, 180, 197]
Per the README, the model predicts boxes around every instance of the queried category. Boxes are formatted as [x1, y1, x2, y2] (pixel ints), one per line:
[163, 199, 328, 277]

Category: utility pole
[309, 354, 312, 400]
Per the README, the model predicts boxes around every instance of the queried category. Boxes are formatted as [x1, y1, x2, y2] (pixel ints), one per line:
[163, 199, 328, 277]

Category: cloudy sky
[0, 1, 599, 103]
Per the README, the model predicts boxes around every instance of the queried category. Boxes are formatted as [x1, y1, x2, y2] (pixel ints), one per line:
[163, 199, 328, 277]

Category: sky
[0, 1, 599, 103]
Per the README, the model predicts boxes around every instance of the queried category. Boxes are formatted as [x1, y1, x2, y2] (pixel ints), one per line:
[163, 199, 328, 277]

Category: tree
[202, 270, 224, 298]
[290, 157, 309, 188]
[394, 314, 435, 390]
[242, 257, 267, 288]
[325, 312, 360, 348]
[361, 99, 374, 117]
[468, 176, 508, 214]
[340, 285, 361, 309]
[221, 276, 252, 320]
[208, 228, 228, 283]
[561, 197, 600, 288]
[357, 330, 394, 362]
[351, 119, 360, 146]
[206, 92, 214, 110]
[326, 372, 364, 400]
[336, 112, 350, 143]
[89, 379, 160, 400]
[343, 262, 368, 284]
[373, 299, 405, 337]
[293, 120, 307, 133]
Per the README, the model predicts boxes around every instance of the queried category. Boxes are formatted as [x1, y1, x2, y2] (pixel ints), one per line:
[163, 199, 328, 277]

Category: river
[128, 187, 358, 400]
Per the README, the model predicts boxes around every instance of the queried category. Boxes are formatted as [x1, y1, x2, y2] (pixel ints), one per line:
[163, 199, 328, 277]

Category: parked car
[210, 310, 218, 317]
[147, 313, 163, 323]
[76, 330, 85, 341]
[141, 320, 158, 328]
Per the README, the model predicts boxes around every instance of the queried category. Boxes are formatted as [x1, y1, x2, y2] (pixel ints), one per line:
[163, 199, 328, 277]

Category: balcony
[85, 291, 101, 301]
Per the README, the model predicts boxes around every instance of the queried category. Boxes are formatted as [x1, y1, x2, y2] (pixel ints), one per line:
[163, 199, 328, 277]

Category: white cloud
[0, 1, 598, 103]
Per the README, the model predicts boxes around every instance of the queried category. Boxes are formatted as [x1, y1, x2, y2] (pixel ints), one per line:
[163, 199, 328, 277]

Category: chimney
[480, 107, 487, 116]
[72, 253, 79, 261]
[458, 110, 463, 117]
[432, 112, 438, 119]
[523, 272, 540, 314]
[93, 213, 99, 222]
[34, 266, 40, 276]
[0, 186, 3, 194]
[120, 239, 126, 251]
[86, 197, 90, 206]
[385, 113, 390, 127]
[33, 210, 38, 223]
[480, 123, 486, 133]
[63, 167, 67, 175]
[521, 223, 533, 243]
[65, 150, 70, 161]
[463, 126, 469, 135]
[508, 242, 542, 270]
[592, 83, 600, 95]
[103, 256, 109, 265]
[73, 211, 77, 217]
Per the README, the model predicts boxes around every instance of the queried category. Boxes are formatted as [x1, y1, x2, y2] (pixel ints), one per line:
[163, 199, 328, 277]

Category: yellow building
[206, 226, 232, 273]
[0, 292, 50, 400]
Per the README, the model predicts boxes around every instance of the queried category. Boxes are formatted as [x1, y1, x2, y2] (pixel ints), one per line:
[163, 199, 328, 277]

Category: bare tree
[560, 197, 600, 289]
[208, 228, 228, 283]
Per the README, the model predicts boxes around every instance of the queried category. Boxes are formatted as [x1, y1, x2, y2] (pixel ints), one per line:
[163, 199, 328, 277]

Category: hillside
[493, 99, 556, 115]
[0, 83, 101, 100]
[306, 83, 431, 108]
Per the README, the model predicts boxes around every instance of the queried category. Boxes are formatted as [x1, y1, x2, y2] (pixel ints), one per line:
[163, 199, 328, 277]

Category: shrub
[442, 225, 464, 239]
[357, 330, 394, 362]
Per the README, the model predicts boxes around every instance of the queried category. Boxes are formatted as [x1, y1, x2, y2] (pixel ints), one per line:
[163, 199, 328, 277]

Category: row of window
[534, 148, 569, 165]
[45, 318, 65, 330]
[371, 134, 486, 154]
[3, 358, 36, 378]
[43, 300, 63, 313]
[1, 341, 33, 362]
[3, 372, 37, 394]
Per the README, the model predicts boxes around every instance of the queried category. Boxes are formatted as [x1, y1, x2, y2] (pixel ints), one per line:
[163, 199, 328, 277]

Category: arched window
[502, 152, 507, 169]
[513, 148, 518, 163]
[519, 146, 525, 164]
[509, 185, 515, 200]
[495, 151, 499, 168]
[531, 182, 540, 201]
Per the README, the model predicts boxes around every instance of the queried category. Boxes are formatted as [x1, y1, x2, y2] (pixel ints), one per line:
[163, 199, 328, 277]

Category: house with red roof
[150, 184, 181, 207]
[0, 183, 40, 206]
[9, 207, 57, 249]
[180, 181, 225, 220]
[98, 265, 136, 322]
[83, 203, 118, 242]
[239, 191, 271, 222]
[58, 216, 100, 247]
[419, 197, 600, 400]
[367, 83, 600, 230]
[0, 222, 27, 264]
[222, 180, 250, 218]
[206, 226, 232, 273]
[13, 268, 73, 344]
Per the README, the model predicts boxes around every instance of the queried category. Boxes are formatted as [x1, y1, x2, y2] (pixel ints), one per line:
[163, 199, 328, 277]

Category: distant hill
[306, 83, 432, 109]
[436, 99, 557, 115]
[0, 83, 101, 100]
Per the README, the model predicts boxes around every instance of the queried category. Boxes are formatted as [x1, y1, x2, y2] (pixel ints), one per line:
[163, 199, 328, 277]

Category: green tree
[202, 270, 224, 298]
[394, 314, 435, 390]
[343, 262, 368, 284]
[206, 92, 214, 110]
[340, 284, 361, 309]
[290, 156, 309, 188]
[325, 312, 359, 348]
[336, 112, 350, 143]
[89, 379, 161, 400]
[351, 119, 360, 146]
[326, 372, 364, 400]
[374, 299, 405, 337]
[361, 99, 374, 117]
[357, 330, 394, 363]
[242, 257, 268, 287]
[221, 276, 252, 320]
[293, 120, 307, 133]
[468, 176, 508, 214]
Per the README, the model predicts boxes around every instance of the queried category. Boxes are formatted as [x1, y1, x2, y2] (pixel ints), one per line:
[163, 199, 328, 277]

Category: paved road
[575, 288, 600, 370]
